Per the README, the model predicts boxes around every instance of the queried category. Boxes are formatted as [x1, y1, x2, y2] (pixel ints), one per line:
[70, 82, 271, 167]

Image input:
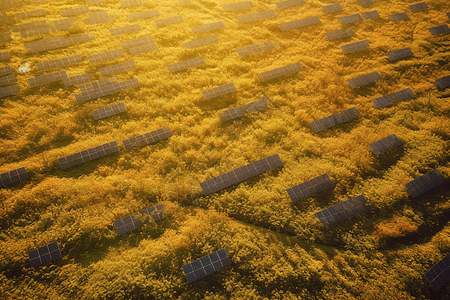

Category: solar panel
[49, 18, 76, 32]
[362, 10, 380, 20]
[0, 66, 13, 77]
[123, 126, 173, 151]
[92, 102, 127, 121]
[20, 26, 51, 38]
[386, 48, 413, 61]
[0, 85, 20, 98]
[28, 71, 67, 87]
[241, 97, 270, 114]
[0, 167, 28, 188]
[130, 43, 157, 55]
[202, 83, 237, 100]
[110, 24, 141, 37]
[200, 154, 283, 195]
[28, 242, 61, 268]
[222, 1, 253, 11]
[0, 74, 16, 86]
[66, 33, 96, 46]
[424, 253, 450, 292]
[258, 63, 303, 82]
[237, 41, 275, 56]
[341, 40, 370, 53]
[218, 107, 245, 122]
[429, 25, 450, 36]
[62, 73, 90, 87]
[75, 78, 139, 103]
[372, 88, 416, 108]
[10, 20, 47, 32]
[325, 28, 355, 41]
[60, 6, 90, 17]
[447, 12, 450, 20]
[276, 0, 305, 9]
[122, 36, 157, 49]
[58, 141, 120, 169]
[167, 57, 205, 73]
[389, 13, 410, 22]
[183, 35, 218, 49]
[316, 195, 369, 226]
[0, 52, 10, 61]
[286, 174, 334, 203]
[37, 55, 83, 71]
[347, 71, 381, 89]
[86, 0, 104, 5]
[394, 87, 416, 101]
[435, 75, 450, 90]
[238, 10, 275, 23]
[87, 49, 125, 64]
[309, 107, 359, 132]
[369, 134, 403, 155]
[192, 21, 225, 34]
[127, 10, 159, 20]
[99, 61, 136, 76]
[114, 204, 165, 236]
[322, 3, 343, 13]
[14, 9, 47, 19]
[24, 36, 71, 53]
[405, 169, 446, 198]
[183, 249, 232, 283]
[79, 77, 117, 92]
[359, 0, 373, 5]
[338, 14, 363, 25]
[0, 33, 12, 43]
[84, 10, 116, 25]
[155, 15, 184, 27]
[120, 0, 144, 6]
[410, 2, 428, 12]
[278, 16, 320, 31]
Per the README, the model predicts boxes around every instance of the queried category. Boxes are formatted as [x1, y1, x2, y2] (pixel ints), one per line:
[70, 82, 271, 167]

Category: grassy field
[1, 0, 450, 299]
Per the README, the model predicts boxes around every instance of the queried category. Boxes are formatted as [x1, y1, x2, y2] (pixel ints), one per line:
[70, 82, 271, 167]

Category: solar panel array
[183, 35, 219, 49]
[92, 102, 127, 121]
[62, 73, 90, 87]
[323, 3, 343, 14]
[58, 141, 120, 169]
[24, 34, 95, 53]
[60, 6, 89, 17]
[372, 88, 416, 108]
[341, 40, 370, 53]
[99, 61, 136, 76]
[129, 43, 158, 55]
[386, 48, 414, 61]
[325, 28, 355, 41]
[88, 49, 125, 64]
[0, 85, 20, 98]
[123, 126, 173, 151]
[222, 1, 253, 11]
[359, 0, 373, 5]
[0, 52, 10, 61]
[202, 83, 237, 100]
[241, 97, 270, 113]
[278, 16, 321, 31]
[0, 167, 28, 188]
[192, 21, 225, 34]
[79, 77, 118, 92]
[84, 10, 116, 25]
[0, 33, 12, 43]
[110, 24, 141, 37]
[405, 169, 446, 198]
[424, 253, 450, 292]
[66, 33, 96, 46]
[238, 10, 275, 23]
[37, 55, 82, 71]
[167, 57, 205, 73]
[258, 63, 303, 82]
[218, 97, 270, 122]
[20, 26, 50, 38]
[338, 14, 363, 25]
[114, 204, 165, 236]
[28, 242, 61, 268]
[237, 41, 276, 56]
[14, 9, 47, 19]
[0, 0, 23, 10]
[347, 71, 381, 89]
[435, 75, 450, 90]
[10, 20, 47, 32]
[218, 107, 244, 122]
[155, 15, 184, 27]
[49, 18, 76, 32]
[183, 249, 232, 283]
[127, 10, 159, 20]
[200, 154, 283, 195]
[28, 71, 67, 87]
[390, 13, 410, 22]
[429, 25, 450, 36]
[309, 107, 359, 132]
[0, 74, 16, 86]
[120, 0, 144, 6]
[362, 10, 380, 20]
[316, 195, 369, 226]
[276, 0, 305, 9]
[410, 2, 428, 12]
[122, 36, 156, 49]
[369, 134, 403, 155]
[0, 66, 12, 77]
[287, 174, 334, 203]
[75, 78, 139, 103]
